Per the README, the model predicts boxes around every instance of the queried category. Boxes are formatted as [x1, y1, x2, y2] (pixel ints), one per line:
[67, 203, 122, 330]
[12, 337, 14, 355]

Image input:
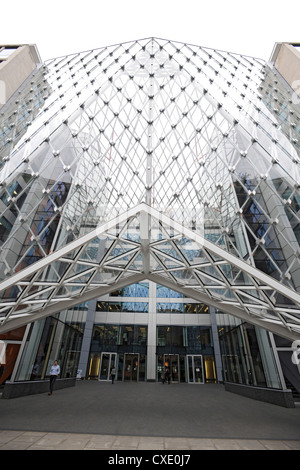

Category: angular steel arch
[0, 203, 300, 341]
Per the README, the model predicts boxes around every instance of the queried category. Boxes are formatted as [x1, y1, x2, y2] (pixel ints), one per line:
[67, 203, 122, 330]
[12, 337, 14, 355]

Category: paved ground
[0, 381, 300, 450]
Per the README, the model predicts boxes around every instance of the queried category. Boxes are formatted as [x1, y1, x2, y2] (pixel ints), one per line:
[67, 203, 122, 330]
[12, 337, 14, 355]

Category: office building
[0, 38, 300, 405]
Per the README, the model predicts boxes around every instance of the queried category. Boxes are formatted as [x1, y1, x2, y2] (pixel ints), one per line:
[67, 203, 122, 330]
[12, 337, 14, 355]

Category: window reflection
[156, 284, 184, 298]
[110, 282, 149, 297]
[90, 324, 147, 348]
[96, 301, 148, 312]
[218, 322, 281, 388]
[157, 302, 209, 313]
[14, 313, 84, 382]
[119, 326, 147, 345]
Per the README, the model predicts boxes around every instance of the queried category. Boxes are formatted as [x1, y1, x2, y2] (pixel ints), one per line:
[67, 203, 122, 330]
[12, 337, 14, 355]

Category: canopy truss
[0, 203, 300, 340]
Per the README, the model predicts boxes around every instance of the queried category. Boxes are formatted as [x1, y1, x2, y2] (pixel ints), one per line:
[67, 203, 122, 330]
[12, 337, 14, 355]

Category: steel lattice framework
[1, 38, 300, 339]
[0, 203, 300, 339]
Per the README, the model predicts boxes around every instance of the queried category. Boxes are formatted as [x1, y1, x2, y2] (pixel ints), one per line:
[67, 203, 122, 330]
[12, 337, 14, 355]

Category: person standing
[110, 366, 116, 384]
[0, 363, 4, 384]
[48, 360, 60, 395]
[161, 368, 165, 384]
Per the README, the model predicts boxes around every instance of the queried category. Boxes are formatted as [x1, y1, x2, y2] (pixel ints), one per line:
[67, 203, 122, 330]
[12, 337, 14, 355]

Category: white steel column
[147, 280, 157, 381]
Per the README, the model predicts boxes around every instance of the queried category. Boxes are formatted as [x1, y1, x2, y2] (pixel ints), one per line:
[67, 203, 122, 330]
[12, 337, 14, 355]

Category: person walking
[165, 367, 170, 384]
[110, 366, 116, 384]
[48, 360, 60, 395]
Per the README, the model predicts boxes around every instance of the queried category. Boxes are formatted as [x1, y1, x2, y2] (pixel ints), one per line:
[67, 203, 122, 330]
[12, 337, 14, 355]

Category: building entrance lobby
[97, 352, 140, 382]
[99, 353, 117, 381]
[160, 354, 205, 384]
[164, 354, 180, 382]
[87, 323, 217, 383]
[158, 354, 215, 384]
[90, 351, 215, 384]
[187, 355, 204, 384]
[124, 354, 139, 382]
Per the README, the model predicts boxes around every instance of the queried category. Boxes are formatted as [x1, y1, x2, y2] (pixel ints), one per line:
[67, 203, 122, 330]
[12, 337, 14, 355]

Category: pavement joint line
[0, 430, 300, 450]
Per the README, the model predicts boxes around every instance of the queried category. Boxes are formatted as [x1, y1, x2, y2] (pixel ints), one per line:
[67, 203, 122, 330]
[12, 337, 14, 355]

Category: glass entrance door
[164, 354, 180, 382]
[99, 352, 117, 381]
[124, 353, 139, 381]
[187, 355, 204, 384]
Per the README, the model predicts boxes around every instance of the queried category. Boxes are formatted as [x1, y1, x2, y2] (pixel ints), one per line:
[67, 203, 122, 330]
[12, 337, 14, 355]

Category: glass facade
[156, 326, 216, 383]
[14, 312, 84, 382]
[87, 324, 147, 381]
[87, 322, 216, 384]
[111, 282, 149, 297]
[0, 38, 300, 395]
[219, 321, 282, 389]
[96, 301, 149, 313]
[157, 302, 208, 314]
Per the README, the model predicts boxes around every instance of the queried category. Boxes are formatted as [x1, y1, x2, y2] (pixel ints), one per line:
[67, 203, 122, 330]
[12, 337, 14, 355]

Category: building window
[157, 302, 208, 314]
[96, 301, 148, 313]
[110, 282, 149, 297]
[0, 216, 13, 243]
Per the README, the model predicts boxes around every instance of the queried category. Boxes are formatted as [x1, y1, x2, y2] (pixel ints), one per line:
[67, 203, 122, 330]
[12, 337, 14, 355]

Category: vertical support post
[210, 307, 223, 383]
[77, 299, 97, 379]
[146, 39, 154, 206]
[147, 280, 157, 381]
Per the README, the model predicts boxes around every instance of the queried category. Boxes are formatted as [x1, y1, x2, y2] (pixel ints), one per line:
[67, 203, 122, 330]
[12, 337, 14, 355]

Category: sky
[1, 0, 300, 62]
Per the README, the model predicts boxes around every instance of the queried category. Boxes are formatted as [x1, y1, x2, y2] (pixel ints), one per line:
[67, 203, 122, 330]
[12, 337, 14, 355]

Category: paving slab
[0, 380, 299, 450]
[0, 431, 299, 450]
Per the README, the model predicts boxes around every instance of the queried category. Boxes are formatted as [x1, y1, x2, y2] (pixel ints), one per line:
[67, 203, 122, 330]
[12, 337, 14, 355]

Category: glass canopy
[0, 38, 300, 338]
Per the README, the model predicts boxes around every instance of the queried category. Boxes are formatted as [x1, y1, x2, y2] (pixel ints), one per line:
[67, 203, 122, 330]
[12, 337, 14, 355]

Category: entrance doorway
[187, 355, 204, 384]
[164, 354, 180, 382]
[99, 352, 117, 381]
[124, 353, 139, 381]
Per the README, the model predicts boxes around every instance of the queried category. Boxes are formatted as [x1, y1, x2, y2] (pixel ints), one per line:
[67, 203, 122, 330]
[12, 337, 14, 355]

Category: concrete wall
[1, 378, 76, 399]
[0, 45, 41, 108]
[271, 43, 300, 96]
[224, 382, 295, 408]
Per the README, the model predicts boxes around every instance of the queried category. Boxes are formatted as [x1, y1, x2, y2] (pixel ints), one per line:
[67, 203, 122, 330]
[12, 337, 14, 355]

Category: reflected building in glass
[1, 39, 300, 403]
